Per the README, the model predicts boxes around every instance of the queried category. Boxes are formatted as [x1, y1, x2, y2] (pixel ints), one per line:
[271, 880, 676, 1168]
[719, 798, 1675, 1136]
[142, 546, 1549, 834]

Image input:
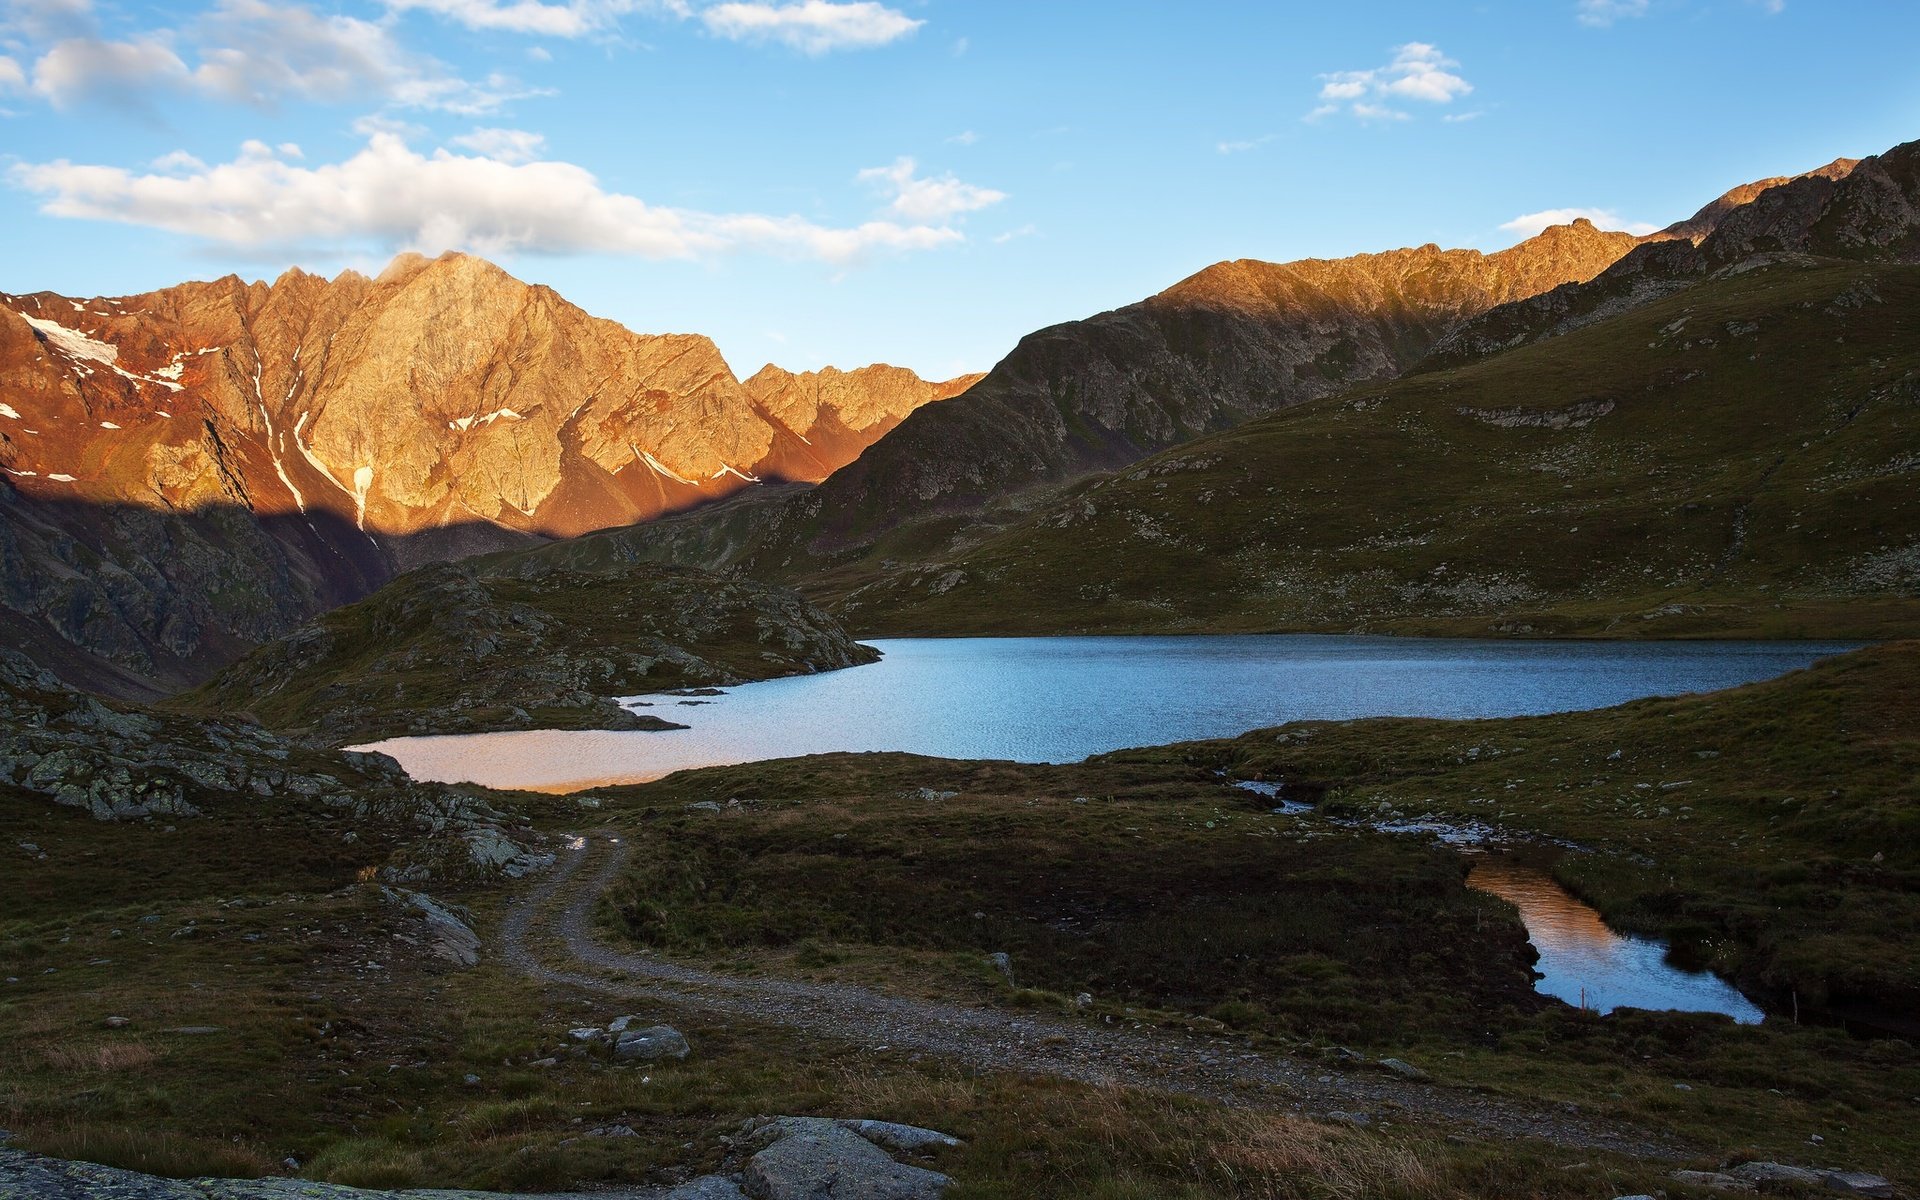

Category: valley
[3, 114, 1918, 1200]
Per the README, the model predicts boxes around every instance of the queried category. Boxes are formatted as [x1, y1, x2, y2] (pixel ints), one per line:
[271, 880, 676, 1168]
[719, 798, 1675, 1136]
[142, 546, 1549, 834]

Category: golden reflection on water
[1466, 857, 1764, 1022]
[1467, 859, 1616, 959]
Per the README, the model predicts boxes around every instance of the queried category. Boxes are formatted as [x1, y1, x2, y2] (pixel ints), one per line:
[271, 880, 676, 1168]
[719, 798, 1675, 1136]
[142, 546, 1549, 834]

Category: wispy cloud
[449, 126, 547, 162]
[1308, 42, 1472, 122]
[1575, 0, 1650, 27]
[858, 156, 1005, 221]
[699, 2, 921, 54]
[1499, 206, 1658, 239]
[946, 129, 978, 146]
[10, 131, 996, 264]
[1216, 133, 1275, 155]
[382, 0, 660, 38]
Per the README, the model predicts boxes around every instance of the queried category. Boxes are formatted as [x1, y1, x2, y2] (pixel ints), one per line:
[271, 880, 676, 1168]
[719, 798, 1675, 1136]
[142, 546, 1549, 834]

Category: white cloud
[947, 129, 978, 146]
[31, 35, 190, 108]
[0, 56, 26, 92]
[1499, 207, 1659, 239]
[10, 132, 983, 265]
[857, 156, 1004, 221]
[449, 126, 547, 162]
[1576, 0, 1650, 27]
[1, 0, 96, 42]
[17, 0, 544, 113]
[700, 1, 921, 54]
[1311, 42, 1471, 122]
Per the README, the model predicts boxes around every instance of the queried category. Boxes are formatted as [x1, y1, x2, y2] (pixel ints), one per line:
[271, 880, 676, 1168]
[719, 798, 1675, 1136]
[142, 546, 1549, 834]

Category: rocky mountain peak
[0, 256, 972, 693]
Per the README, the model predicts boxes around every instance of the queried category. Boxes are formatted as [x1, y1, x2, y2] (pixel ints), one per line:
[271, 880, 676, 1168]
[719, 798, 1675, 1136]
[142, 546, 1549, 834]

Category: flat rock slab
[743, 1126, 950, 1200]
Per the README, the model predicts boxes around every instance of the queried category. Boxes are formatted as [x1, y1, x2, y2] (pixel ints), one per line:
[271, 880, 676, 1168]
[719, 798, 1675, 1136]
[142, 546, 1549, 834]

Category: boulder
[1377, 1057, 1429, 1081]
[1671, 1169, 1755, 1192]
[614, 1025, 691, 1061]
[1731, 1162, 1825, 1188]
[743, 1122, 951, 1200]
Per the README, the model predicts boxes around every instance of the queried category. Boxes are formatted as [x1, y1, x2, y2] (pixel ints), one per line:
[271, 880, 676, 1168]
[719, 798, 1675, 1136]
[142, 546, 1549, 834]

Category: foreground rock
[177, 559, 879, 743]
[0, 1115, 961, 1199]
[1671, 1162, 1896, 1198]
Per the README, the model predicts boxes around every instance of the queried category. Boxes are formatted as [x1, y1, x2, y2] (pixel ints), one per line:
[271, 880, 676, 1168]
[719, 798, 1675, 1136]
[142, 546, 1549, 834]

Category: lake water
[1468, 859, 1765, 1023]
[363, 634, 1854, 792]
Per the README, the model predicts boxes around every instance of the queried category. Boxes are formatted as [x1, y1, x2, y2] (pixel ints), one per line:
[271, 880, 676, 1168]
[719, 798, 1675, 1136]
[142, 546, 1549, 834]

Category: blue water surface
[366, 634, 1856, 792]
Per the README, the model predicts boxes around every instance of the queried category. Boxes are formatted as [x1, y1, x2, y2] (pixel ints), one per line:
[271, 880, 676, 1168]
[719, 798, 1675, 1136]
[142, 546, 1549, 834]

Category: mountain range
[4, 142, 1919, 702]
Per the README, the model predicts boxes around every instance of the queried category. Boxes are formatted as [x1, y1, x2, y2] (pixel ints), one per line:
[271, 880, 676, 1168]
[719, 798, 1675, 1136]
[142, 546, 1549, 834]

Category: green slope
[831, 256, 1920, 639]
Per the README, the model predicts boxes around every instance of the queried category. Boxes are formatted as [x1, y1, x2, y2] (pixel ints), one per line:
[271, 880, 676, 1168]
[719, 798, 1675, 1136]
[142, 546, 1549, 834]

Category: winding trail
[500, 831, 1685, 1161]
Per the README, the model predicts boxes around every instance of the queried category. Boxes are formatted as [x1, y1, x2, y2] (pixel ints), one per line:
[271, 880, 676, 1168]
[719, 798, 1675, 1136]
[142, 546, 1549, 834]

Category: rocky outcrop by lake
[177, 558, 878, 744]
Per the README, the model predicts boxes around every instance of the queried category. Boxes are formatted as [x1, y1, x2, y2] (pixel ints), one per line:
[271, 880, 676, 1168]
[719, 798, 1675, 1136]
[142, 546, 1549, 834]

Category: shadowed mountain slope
[831, 255, 1920, 639]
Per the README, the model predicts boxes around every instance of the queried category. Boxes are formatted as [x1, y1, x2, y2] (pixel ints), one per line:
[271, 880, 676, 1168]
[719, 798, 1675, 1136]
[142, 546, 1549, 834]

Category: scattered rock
[838, 1120, 964, 1155]
[1671, 1169, 1755, 1192]
[1730, 1163, 1896, 1198]
[1731, 1162, 1823, 1187]
[1378, 1057, 1429, 1081]
[666, 1179, 751, 1200]
[102, 1016, 130, 1029]
[687, 801, 724, 814]
[985, 952, 1014, 984]
[614, 1024, 691, 1062]
[381, 886, 481, 968]
[568, 1026, 605, 1042]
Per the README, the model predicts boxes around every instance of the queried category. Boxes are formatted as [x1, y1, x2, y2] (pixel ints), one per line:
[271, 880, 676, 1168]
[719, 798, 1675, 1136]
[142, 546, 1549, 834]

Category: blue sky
[2, 0, 1916, 380]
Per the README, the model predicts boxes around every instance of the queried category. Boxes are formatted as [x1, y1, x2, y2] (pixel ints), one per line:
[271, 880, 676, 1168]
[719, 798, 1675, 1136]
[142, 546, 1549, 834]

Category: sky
[1, 1, 1916, 381]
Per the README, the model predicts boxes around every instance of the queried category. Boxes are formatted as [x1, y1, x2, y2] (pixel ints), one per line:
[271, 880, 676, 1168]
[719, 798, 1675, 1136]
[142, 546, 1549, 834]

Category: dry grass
[833, 1067, 1455, 1200]
[25, 1120, 277, 1180]
[1206, 1109, 1444, 1200]
[38, 1040, 159, 1074]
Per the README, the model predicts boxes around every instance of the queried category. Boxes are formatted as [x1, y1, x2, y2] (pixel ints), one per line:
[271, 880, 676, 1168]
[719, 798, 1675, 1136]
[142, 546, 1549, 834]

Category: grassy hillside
[173, 557, 877, 744]
[827, 257, 1920, 639]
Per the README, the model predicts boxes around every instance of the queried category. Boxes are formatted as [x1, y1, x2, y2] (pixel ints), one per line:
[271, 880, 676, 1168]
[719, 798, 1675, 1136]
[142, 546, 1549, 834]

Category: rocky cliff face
[0, 253, 968, 693]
